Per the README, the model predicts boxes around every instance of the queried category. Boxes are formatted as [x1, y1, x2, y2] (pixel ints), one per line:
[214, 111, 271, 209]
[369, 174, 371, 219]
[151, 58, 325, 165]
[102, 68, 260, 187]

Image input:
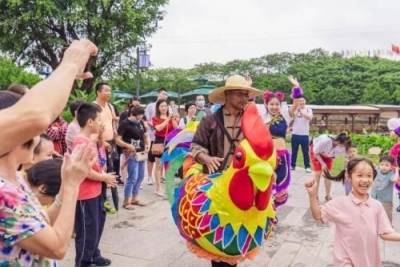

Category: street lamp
[136, 47, 150, 97]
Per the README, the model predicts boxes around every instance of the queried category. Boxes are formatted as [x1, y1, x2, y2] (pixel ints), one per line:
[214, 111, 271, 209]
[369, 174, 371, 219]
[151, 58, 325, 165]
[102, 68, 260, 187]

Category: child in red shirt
[72, 103, 117, 267]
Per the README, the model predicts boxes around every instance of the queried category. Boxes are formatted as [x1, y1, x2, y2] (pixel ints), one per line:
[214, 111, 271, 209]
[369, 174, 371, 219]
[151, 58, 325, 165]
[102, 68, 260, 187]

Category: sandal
[325, 196, 332, 202]
[131, 200, 146, 206]
[122, 203, 135, 210]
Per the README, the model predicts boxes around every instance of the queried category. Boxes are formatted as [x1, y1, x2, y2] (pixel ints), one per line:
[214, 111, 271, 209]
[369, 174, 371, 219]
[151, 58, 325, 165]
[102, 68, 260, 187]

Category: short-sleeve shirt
[312, 134, 346, 158]
[66, 121, 81, 153]
[292, 107, 313, 135]
[320, 193, 393, 267]
[72, 136, 102, 201]
[370, 168, 395, 202]
[152, 117, 175, 138]
[0, 174, 58, 266]
[117, 120, 147, 152]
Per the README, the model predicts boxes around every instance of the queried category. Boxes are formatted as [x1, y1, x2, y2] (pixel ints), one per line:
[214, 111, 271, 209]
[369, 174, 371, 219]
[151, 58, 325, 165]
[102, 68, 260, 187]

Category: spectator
[46, 116, 68, 156]
[195, 95, 211, 116]
[291, 97, 313, 172]
[169, 100, 179, 114]
[0, 90, 95, 266]
[144, 88, 171, 185]
[151, 99, 179, 196]
[179, 101, 196, 129]
[72, 102, 117, 267]
[66, 100, 85, 153]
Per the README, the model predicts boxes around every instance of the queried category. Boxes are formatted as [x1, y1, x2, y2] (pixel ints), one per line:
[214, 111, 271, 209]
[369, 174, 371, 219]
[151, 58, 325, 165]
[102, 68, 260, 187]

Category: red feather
[242, 104, 273, 160]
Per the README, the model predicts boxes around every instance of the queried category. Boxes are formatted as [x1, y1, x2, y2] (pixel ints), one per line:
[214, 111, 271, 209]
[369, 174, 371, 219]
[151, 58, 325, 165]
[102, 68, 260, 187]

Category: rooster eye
[235, 152, 243, 161]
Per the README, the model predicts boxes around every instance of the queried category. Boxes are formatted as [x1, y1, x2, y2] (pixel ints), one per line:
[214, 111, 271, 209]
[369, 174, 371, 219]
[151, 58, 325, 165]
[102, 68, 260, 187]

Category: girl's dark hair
[333, 133, 351, 148]
[26, 158, 62, 197]
[185, 101, 196, 112]
[0, 91, 34, 153]
[324, 157, 377, 184]
[33, 133, 53, 155]
[130, 106, 145, 117]
[69, 100, 84, 118]
[380, 155, 395, 165]
[155, 99, 169, 118]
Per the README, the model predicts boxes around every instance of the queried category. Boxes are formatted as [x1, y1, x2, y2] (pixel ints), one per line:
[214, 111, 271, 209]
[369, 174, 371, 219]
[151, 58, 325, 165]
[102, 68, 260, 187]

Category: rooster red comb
[262, 91, 285, 103]
[241, 104, 273, 160]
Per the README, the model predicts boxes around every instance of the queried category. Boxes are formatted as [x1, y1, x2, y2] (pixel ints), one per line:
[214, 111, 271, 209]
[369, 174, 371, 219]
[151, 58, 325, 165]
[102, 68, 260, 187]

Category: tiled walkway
[60, 169, 400, 267]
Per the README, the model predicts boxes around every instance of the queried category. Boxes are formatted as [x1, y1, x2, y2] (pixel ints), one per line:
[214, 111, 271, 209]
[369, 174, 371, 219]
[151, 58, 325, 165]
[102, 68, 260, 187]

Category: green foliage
[349, 133, 396, 155]
[0, 57, 41, 89]
[0, 0, 168, 92]
[62, 90, 126, 123]
[111, 49, 400, 105]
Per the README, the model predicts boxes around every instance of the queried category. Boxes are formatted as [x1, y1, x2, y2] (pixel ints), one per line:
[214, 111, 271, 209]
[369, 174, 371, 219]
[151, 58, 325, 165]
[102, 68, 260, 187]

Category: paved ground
[60, 168, 400, 267]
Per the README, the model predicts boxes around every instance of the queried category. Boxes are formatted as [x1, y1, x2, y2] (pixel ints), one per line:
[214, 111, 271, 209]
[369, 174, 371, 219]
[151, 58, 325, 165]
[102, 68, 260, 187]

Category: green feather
[166, 154, 186, 204]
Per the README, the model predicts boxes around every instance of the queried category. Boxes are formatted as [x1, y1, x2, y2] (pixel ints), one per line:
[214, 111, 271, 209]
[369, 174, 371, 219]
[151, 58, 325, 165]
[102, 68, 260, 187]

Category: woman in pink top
[305, 158, 400, 267]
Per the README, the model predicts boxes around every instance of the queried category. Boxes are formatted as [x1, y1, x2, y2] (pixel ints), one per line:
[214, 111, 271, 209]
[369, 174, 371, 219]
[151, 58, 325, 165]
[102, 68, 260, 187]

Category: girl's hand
[61, 144, 96, 188]
[304, 178, 317, 196]
[288, 75, 300, 87]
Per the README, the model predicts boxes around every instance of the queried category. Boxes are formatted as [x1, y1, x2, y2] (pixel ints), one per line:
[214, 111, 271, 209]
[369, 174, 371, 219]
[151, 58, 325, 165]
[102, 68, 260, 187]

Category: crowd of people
[1, 39, 400, 267]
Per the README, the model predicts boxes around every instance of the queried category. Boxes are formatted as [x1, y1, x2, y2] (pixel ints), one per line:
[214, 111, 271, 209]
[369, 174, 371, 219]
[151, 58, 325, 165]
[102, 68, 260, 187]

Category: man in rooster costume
[162, 75, 277, 267]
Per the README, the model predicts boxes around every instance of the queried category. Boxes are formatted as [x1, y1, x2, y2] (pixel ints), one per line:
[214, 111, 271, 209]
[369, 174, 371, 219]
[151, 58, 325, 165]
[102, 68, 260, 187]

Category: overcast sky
[147, 0, 400, 69]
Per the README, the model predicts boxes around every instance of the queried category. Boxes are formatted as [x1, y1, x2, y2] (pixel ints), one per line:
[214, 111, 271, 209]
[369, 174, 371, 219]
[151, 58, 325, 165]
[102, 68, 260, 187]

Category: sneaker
[93, 256, 112, 266]
[147, 178, 154, 185]
[161, 177, 166, 183]
[306, 168, 311, 173]
[104, 199, 116, 215]
[290, 166, 295, 171]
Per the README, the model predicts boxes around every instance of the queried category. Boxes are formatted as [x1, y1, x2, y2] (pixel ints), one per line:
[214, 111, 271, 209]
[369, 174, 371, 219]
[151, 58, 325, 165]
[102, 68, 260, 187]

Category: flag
[392, 44, 400, 54]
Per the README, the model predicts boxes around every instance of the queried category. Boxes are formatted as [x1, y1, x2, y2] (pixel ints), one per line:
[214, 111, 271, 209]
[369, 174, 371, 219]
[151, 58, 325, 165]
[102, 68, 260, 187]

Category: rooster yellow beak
[249, 162, 274, 191]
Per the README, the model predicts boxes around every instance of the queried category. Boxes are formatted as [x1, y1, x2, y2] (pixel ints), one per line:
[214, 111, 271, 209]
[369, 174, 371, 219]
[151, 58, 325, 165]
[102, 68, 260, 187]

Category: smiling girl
[305, 158, 400, 267]
[260, 75, 301, 207]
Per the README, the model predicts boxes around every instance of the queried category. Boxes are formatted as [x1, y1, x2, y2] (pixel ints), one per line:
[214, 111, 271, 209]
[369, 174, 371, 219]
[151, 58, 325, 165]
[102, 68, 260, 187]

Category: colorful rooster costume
[388, 118, 400, 192]
[161, 104, 277, 264]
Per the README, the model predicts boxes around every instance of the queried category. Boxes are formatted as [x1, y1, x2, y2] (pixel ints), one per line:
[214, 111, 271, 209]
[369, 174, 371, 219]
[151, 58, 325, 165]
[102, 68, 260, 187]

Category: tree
[0, 56, 41, 89]
[0, 0, 168, 92]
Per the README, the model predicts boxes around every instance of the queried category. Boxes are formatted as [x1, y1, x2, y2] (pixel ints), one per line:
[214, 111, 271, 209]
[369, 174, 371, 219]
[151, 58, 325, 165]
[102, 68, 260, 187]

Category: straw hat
[208, 75, 263, 104]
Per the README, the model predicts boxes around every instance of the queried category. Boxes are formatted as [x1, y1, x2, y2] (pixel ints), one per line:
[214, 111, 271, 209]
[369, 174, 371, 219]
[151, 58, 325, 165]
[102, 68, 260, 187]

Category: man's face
[196, 95, 205, 108]
[225, 90, 249, 110]
[97, 85, 112, 100]
[158, 90, 168, 101]
[299, 98, 306, 108]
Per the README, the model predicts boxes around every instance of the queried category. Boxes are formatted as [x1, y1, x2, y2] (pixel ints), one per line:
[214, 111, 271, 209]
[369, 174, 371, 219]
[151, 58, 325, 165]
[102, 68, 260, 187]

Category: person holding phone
[151, 100, 179, 196]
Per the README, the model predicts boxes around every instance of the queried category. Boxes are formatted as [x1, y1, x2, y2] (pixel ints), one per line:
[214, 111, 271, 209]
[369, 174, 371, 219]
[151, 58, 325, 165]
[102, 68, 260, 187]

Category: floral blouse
[0, 174, 57, 267]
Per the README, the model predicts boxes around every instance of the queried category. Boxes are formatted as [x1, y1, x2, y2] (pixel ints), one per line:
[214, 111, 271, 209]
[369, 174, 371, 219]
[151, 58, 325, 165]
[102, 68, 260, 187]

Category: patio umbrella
[180, 85, 215, 98]
[113, 90, 134, 99]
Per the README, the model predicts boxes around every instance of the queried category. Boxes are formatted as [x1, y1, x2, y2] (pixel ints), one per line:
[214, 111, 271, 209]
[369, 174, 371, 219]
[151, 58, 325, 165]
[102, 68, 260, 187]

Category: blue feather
[254, 227, 263, 247]
[199, 198, 211, 213]
[237, 226, 248, 253]
[197, 182, 212, 192]
[208, 173, 222, 179]
[210, 215, 220, 231]
[222, 224, 235, 249]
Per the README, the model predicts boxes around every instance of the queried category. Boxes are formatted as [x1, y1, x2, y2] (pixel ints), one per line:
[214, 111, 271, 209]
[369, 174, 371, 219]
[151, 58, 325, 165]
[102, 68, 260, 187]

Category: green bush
[350, 133, 396, 155]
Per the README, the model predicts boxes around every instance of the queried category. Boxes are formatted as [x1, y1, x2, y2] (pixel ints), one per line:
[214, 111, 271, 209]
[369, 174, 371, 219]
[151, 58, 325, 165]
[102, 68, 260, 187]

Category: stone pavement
[60, 169, 400, 267]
